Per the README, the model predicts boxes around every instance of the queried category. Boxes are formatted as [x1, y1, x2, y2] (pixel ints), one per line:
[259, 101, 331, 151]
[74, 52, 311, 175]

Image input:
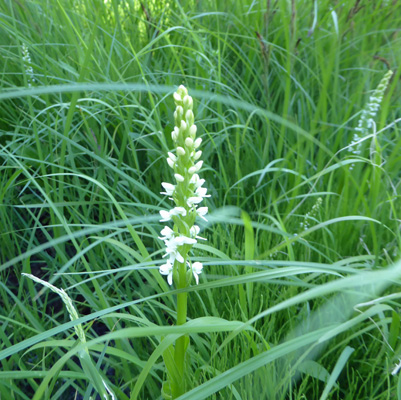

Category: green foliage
[1, 0, 401, 399]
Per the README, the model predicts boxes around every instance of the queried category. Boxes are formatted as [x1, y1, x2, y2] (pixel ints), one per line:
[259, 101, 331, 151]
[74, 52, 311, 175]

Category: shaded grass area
[1, 0, 401, 398]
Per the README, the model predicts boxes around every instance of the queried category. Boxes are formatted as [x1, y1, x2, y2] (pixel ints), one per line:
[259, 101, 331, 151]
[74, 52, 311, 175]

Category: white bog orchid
[159, 262, 174, 286]
[158, 85, 210, 286]
[191, 262, 203, 285]
[161, 182, 175, 196]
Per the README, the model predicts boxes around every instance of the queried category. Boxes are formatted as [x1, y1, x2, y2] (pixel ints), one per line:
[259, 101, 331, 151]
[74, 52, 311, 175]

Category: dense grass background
[1, 0, 401, 398]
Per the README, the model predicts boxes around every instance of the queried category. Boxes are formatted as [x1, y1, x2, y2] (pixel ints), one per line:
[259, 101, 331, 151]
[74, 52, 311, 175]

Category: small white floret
[187, 196, 203, 207]
[170, 207, 187, 217]
[159, 226, 175, 241]
[196, 207, 208, 221]
[191, 262, 203, 285]
[159, 210, 171, 222]
[161, 182, 175, 196]
[160, 262, 174, 285]
[196, 187, 210, 198]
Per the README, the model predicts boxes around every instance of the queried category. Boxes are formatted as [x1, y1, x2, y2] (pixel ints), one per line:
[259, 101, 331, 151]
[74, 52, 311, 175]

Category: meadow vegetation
[0, 0, 401, 399]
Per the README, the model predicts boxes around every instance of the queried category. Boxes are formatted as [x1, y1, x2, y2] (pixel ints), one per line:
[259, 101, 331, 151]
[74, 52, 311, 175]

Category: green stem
[172, 260, 188, 398]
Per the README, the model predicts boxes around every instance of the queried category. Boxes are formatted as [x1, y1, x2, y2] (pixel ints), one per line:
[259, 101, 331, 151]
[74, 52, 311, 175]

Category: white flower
[174, 236, 197, 246]
[159, 226, 175, 241]
[195, 186, 210, 198]
[190, 225, 200, 238]
[189, 174, 205, 188]
[165, 248, 184, 264]
[191, 262, 203, 285]
[163, 235, 197, 264]
[188, 166, 197, 174]
[161, 182, 175, 196]
[196, 207, 208, 221]
[190, 225, 206, 240]
[187, 196, 203, 207]
[160, 210, 171, 222]
[160, 207, 186, 222]
[160, 262, 174, 285]
[170, 207, 187, 217]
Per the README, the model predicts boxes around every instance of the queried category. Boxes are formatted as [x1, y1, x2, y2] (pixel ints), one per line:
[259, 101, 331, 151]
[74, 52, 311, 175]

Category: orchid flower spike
[158, 85, 210, 286]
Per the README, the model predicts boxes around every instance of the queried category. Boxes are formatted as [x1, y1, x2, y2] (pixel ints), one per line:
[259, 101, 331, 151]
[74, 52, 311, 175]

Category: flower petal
[159, 210, 171, 222]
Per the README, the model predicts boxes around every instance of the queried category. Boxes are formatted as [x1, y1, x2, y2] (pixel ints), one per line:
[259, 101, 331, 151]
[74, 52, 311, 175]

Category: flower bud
[194, 150, 202, 160]
[174, 106, 184, 121]
[173, 92, 182, 103]
[195, 160, 203, 171]
[185, 110, 194, 126]
[168, 152, 177, 161]
[183, 95, 193, 110]
[180, 120, 187, 131]
[194, 137, 202, 148]
[167, 157, 175, 169]
[189, 125, 197, 139]
[185, 137, 194, 147]
[174, 173, 185, 182]
[177, 147, 185, 156]
[171, 130, 178, 141]
[177, 85, 188, 97]
[188, 166, 197, 174]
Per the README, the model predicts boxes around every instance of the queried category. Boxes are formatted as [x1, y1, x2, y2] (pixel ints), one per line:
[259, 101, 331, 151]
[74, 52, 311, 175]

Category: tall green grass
[1, 0, 401, 398]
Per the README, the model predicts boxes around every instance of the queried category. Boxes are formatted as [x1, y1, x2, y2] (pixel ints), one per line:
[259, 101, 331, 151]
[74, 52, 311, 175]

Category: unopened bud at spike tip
[177, 85, 188, 97]
[177, 147, 186, 156]
[173, 92, 181, 103]
[183, 95, 193, 110]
